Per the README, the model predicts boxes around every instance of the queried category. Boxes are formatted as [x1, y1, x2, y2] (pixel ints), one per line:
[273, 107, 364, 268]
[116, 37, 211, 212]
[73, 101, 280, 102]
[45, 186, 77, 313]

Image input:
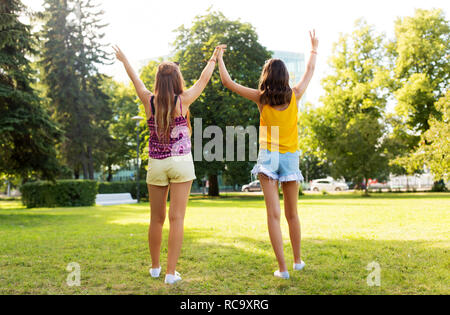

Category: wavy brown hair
[258, 59, 293, 106]
[154, 62, 191, 142]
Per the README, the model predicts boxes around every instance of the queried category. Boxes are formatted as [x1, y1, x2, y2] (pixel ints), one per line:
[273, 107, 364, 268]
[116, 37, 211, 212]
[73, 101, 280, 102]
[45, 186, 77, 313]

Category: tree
[85, 73, 114, 178]
[387, 9, 449, 181]
[421, 91, 449, 181]
[299, 102, 331, 182]
[0, 0, 62, 181]
[100, 77, 139, 181]
[390, 9, 449, 134]
[307, 20, 390, 194]
[299, 154, 331, 183]
[396, 90, 449, 182]
[40, 0, 110, 179]
[172, 10, 271, 196]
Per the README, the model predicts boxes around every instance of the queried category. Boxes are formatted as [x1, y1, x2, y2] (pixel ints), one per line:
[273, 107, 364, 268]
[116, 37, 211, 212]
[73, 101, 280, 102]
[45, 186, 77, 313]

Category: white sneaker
[293, 261, 306, 271]
[165, 271, 182, 285]
[274, 270, 290, 279]
[149, 266, 161, 278]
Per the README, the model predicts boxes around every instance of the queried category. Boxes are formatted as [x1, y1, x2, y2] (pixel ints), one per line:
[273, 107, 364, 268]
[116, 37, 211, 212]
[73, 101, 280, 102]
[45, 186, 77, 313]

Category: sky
[23, 0, 449, 105]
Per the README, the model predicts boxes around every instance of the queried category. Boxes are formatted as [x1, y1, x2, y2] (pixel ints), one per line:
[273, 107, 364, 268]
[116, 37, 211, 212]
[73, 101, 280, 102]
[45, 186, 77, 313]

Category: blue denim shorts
[251, 150, 304, 183]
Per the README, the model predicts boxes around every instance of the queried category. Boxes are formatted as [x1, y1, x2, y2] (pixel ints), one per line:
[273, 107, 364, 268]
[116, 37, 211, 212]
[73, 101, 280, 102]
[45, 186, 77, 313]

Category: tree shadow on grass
[189, 193, 450, 205]
[0, 204, 146, 228]
[171, 229, 449, 295]
[1, 205, 448, 295]
[0, 213, 95, 228]
[301, 193, 450, 201]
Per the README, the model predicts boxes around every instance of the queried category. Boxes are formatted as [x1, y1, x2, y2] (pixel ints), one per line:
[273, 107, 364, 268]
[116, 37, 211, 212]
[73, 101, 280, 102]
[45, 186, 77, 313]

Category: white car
[242, 180, 261, 192]
[310, 178, 349, 192]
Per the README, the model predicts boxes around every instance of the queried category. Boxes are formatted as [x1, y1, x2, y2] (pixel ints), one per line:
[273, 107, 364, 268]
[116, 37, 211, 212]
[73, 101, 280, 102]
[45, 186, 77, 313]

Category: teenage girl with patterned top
[114, 45, 223, 285]
[218, 31, 319, 279]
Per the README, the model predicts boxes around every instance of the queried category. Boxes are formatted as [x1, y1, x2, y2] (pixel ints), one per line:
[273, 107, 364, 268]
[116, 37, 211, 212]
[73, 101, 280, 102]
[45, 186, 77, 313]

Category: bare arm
[218, 47, 261, 104]
[113, 45, 152, 116]
[181, 46, 224, 107]
[292, 30, 319, 101]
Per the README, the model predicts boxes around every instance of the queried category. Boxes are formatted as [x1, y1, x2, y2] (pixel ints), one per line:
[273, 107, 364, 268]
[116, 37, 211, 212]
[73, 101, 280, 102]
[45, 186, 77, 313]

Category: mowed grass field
[0, 193, 449, 295]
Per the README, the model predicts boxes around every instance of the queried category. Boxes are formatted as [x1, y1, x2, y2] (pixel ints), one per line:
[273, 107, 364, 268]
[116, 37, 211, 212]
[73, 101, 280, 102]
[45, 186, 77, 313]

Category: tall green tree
[0, 0, 62, 181]
[299, 102, 331, 182]
[100, 77, 139, 181]
[306, 20, 390, 193]
[40, 0, 84, 177]
[390, 9, 449, 134]
[420, 90, 450, 182]
[40, 0, 110, 179]
[71, 0, 112, 179]
[387, 9, 449, 180]
[172, 11, 271, 196]
[394, 90, 449, 182]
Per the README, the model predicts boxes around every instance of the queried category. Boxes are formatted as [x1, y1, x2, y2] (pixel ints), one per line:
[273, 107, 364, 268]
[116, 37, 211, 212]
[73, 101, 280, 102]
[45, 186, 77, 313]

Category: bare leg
[148, 184, 169, 269]
[259, 174, 287, 273]
[282, 181, 302, 264]
[166, 181, 193, 275]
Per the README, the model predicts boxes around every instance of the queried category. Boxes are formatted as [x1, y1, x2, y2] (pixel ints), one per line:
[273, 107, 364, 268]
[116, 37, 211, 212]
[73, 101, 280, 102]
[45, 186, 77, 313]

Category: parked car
[310, 178, 349, 192]
[242, 180, 261, 192]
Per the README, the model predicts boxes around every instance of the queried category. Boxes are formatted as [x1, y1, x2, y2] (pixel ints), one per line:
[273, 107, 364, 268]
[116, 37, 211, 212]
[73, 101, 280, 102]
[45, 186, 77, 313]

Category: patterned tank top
[147, 95, 191, 160]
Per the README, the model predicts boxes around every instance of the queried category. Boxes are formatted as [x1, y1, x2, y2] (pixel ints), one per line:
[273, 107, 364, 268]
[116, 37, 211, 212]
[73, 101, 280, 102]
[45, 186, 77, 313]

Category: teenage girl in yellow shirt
[218, 31, 319, 279]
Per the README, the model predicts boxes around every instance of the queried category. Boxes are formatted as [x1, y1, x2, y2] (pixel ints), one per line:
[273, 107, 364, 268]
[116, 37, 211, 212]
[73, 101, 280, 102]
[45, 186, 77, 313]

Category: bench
[96, 193, 138, 206]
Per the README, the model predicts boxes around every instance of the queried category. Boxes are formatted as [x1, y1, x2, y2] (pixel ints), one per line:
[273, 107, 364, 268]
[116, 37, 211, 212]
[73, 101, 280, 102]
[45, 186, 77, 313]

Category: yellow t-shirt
[259, 92, 299, 153]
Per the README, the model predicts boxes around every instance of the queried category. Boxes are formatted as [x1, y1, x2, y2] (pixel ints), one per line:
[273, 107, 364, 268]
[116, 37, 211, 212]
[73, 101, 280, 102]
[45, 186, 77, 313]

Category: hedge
[98, 181, 148, 200]
[20, 180, 98, 208]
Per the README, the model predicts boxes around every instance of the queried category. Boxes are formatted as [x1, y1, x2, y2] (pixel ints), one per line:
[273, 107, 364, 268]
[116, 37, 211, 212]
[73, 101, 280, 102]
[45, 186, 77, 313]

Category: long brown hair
[258, 59, 292, 106]
[154, 62, 191, 142]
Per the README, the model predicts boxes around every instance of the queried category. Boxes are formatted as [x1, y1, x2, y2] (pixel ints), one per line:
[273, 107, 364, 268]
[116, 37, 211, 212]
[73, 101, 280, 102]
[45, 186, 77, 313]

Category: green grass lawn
[0, 193, 449, 295]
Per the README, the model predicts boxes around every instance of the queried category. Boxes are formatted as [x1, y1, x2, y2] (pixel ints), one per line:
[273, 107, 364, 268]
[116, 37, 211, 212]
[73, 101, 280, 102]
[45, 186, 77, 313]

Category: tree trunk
[208, 174, 220, 197]
[364, 178, 369, 196]
[81, 152, 89, 180]
[305, 160, 309, 183]
[87, 145, 94, 180]
[107, 164, 113, 182]
[74, 167, 80, 180]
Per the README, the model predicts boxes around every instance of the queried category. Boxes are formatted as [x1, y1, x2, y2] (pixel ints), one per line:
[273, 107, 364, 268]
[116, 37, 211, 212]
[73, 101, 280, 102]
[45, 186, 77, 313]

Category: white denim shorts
[251, 150, 304, 183]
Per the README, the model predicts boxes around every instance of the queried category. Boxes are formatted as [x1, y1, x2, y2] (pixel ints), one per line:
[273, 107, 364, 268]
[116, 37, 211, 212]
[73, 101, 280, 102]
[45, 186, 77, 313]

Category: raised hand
[309, 30, 319, 52]
[211, 44, 227, 62]
[113, 45, 127, 63]
[216, 44, 227, 60]
[292, 30, 319, 101]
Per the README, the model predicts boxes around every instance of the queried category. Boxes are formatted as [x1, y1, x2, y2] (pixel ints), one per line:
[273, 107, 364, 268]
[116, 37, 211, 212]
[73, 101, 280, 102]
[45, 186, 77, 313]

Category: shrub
[431, 181, 448, 192]
[98, 181, 148, 200]
[21, 180, 98, 208]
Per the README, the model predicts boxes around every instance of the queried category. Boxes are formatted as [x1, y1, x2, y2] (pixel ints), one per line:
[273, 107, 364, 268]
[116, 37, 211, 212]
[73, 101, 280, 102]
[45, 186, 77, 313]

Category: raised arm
[113, 45, 152, 116]
[181, 46, 224, 107]
[217, 46, 261, 104]
[292, 30, 319, 101]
